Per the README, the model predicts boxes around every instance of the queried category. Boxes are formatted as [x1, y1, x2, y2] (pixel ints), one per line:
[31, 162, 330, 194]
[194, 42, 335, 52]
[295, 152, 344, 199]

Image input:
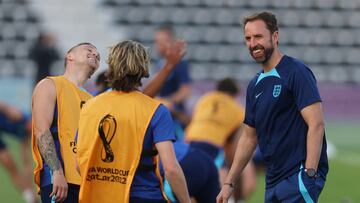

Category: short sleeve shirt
[244, 55, 328, 187]
[130, 104, 176, 199]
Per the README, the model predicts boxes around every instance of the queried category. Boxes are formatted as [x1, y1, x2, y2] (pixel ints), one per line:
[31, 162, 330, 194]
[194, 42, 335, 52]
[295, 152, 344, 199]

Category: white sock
[22, 188, 35, 203]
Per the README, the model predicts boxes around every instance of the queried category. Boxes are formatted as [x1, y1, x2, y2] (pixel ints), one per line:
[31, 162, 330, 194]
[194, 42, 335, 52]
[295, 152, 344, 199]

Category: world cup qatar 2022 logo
[98, 114, 117, 163]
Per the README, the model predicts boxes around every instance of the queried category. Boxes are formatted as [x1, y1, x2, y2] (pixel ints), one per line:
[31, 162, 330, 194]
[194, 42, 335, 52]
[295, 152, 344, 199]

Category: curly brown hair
[107, 40, 150, 92]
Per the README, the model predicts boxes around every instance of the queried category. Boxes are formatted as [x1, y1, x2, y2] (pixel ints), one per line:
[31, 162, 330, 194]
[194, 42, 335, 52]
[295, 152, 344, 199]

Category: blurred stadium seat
[0, 0, 40, 78]
[2, 0, 360, 83]
[324, 11, 345, 28]
[302, 11, 323, 27]
[324, 48, 345, 64]
[271, 0, 292, 9]
[315, 0, 337, 9]
[347, 12, 360, 28]
[313, 29, 333, 46]
[328, 67, 349, 83]
[203, 27, 224, 43]
[303, 47, 323, 64]
[170, 9, 192, 24]
[292, 0, 314, 9]
[335, 30, 355, 46]
[345, 49, 360, 64]
[180, 0, 201, 7]
[280, 10, 301, 27]
[338, 0, 357, 10]
[351, 68, 360, 83]
[192, 9, 213, 25]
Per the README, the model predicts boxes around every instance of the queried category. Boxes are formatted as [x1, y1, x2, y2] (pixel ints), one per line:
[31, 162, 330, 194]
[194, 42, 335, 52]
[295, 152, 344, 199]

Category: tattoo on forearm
[37, 129, 62, 171]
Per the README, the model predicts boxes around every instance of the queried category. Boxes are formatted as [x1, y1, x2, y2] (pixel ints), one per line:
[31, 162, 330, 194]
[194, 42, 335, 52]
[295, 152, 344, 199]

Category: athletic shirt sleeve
[244, 80, 256, 127]
[288, 64, 322, 111]
[150, 104, 176, 144]
[176, 60, 191, 84]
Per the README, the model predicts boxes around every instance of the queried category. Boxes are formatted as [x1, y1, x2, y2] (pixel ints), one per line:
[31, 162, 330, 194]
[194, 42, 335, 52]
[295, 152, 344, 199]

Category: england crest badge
[273, 85, 281, 97]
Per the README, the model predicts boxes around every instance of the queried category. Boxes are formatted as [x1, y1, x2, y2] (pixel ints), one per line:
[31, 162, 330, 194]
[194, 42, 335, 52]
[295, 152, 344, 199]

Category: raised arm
[32, 79, 68, 202]
[143, 40, 187, 98]
[0, 101, 23, 122]
[155, 141, 191, 203]
[300, 102, 325, 171]
[169, 84, 191, 104]
[217, 124, 257, 203]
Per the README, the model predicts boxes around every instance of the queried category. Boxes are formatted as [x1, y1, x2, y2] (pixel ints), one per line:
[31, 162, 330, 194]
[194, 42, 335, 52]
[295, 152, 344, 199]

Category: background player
[153, 25, 192, 127]
[185, 78, 256, 202]
[0, 101, 37, 203]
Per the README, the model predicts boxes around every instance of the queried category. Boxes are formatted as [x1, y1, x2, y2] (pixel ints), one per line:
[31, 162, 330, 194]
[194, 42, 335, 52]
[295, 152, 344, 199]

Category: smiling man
[32, 43, 100, 203]
[217, 12, 328, 203]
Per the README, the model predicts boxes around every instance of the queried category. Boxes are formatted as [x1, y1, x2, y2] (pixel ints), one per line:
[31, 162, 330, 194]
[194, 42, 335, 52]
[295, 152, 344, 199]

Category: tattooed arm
[33, 79, 68, 202]
[37, 129, 61, 171]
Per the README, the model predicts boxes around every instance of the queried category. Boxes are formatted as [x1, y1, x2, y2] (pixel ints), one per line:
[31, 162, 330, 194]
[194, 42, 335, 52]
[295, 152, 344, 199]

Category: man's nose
[249, 38, 258, 49]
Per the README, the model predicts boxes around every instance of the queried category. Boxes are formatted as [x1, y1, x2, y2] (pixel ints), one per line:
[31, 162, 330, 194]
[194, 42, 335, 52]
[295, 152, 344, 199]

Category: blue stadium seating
[0, 0, 40, 77]
[100, 0, 360, 83]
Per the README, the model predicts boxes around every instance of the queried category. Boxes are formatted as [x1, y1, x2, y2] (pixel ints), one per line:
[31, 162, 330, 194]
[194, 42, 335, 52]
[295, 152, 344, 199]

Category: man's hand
[142, 39, 187, 98]
[164, 39, 187, 67]
[3, 105, 23, 122]
[50, 170, 68, 202]
[216, 184, 234, 203]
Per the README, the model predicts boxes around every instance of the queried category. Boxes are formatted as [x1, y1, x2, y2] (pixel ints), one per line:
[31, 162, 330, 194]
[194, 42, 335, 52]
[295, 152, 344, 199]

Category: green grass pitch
[0, 121, 359, 203]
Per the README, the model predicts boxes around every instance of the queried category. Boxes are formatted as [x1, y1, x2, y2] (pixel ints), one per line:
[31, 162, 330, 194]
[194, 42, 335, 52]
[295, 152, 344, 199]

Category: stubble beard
[250, 40, 275, 65]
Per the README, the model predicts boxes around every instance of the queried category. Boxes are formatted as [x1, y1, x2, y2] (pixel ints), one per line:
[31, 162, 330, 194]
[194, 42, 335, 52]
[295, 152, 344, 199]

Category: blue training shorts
[40, 184, 80, 203]
[265, 168, 326, 203]
[165, 147, 220, 203]
[0, 112, 29, 149]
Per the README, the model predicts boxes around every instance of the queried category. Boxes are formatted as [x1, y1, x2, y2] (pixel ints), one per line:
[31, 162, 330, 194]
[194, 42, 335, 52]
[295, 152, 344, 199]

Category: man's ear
[66, 53, 74, 63]
[272, 31, 279, 45]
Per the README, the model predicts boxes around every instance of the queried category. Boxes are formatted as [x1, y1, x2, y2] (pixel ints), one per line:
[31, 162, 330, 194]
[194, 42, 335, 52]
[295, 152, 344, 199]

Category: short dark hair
[216, 78, 239, 96]
[64, 42, 96, 67]
[96, 71, 107, 86]
[156, 24, 175, 37]
[95, 71, 109, 93]
[243, 11, 278, 34]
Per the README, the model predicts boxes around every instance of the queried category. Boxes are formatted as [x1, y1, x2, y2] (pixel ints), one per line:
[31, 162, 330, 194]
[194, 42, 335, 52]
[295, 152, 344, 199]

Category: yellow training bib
[32, 76, 92, 191]
[77, 91, 162, 203]
[185, 91, 245, 147]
